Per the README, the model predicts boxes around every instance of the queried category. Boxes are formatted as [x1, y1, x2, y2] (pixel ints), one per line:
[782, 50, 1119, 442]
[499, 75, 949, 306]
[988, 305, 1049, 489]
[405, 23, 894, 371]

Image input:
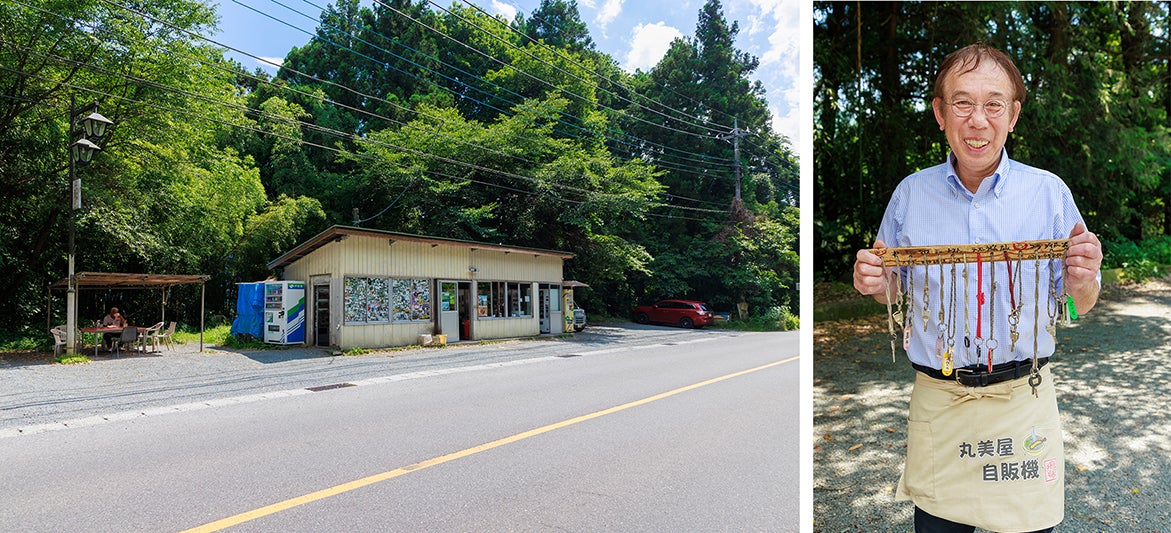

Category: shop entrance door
[439, 281, 461, 340]
[314, 285, 330, 347]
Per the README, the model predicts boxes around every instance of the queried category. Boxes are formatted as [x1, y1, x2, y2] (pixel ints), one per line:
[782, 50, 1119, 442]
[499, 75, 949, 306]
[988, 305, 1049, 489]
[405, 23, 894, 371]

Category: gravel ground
[0, 323, 748, 436]
[814, 279, 1171, 532]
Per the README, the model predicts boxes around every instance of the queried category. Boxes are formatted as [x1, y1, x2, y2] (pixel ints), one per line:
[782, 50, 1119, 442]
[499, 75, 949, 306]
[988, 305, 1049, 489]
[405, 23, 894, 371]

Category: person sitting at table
[100, 307, 127, 350]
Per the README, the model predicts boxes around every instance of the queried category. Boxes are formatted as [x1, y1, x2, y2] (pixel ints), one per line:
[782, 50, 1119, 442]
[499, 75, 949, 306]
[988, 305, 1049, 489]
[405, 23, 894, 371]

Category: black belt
[912, 358, 1048, 387]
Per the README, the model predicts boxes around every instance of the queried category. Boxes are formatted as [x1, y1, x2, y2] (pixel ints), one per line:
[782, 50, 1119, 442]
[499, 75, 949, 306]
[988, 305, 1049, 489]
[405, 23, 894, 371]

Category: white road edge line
[0, 334, 732, 439]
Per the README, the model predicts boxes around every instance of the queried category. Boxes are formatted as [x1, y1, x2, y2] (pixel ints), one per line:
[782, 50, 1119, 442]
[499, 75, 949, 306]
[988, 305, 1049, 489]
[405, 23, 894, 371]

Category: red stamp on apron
[1043, 458, 1059, 483]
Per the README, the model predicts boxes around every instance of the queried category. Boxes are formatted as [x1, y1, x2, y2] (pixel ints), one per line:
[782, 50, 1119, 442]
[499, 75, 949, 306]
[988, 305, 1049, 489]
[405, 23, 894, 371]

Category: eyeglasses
[945, 99, 1010, 118]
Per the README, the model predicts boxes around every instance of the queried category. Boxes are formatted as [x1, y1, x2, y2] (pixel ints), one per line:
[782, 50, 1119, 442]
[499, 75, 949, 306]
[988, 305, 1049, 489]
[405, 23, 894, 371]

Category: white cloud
[741, 0, 796, 69]
[772, 87, 799, 139]
[490, 0, 518, 21]
[623, 22, 684, 72]
[732, 0, 800, 146]
[596, 0, 624, 33]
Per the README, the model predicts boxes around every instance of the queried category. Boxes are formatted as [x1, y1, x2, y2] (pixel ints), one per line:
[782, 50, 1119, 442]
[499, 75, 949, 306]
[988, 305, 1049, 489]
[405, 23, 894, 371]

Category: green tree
[518, 0, 594, 53]
[232, 195, 328, 282]
[0, 0, 268, 328]
[345, 96, 662, 306]
[618, 0, 797, 315]
[814, 2, 1171, 282]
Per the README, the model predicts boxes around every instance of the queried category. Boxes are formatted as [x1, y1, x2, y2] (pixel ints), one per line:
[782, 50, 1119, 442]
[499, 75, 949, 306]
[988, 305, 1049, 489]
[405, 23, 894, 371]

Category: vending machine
[264, 281, 306, 345]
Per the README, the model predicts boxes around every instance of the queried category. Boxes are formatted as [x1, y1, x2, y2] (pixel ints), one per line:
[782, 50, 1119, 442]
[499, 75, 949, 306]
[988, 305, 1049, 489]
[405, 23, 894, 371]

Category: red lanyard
[975, 253, 984, 337]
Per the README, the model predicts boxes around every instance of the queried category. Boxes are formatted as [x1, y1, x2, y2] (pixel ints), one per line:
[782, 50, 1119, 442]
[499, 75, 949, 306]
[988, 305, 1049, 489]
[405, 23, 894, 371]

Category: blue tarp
[230, 282, 265, 339]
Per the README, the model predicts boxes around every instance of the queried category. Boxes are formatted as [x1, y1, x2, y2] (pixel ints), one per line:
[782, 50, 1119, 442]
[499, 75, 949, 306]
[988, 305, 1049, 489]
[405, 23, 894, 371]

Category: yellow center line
[182, 356, 797, 532]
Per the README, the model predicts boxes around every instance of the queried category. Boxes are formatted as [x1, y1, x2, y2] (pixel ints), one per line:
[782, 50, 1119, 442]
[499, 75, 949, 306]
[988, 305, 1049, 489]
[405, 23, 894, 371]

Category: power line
[263, 0, 738, 169]
[86, 0, 735, 187]
[58, 0, 752, 208]
[2, 40, 732, 222]
[456, 0, 739, 132]
[17, 0, 774, 218]
[461, 0, 784, 135]
[419, 0, 729, 137]
[206, 2, 766, 193]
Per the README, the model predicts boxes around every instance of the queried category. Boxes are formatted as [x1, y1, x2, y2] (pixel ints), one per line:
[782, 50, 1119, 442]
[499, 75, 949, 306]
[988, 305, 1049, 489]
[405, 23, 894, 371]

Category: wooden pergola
[50, 272, 211, 352]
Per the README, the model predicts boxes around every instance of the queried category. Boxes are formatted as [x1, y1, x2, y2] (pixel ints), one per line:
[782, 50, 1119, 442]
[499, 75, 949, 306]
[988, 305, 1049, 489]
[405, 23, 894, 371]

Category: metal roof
[267, 225, 575, 270]
[51, 272, 210, 289]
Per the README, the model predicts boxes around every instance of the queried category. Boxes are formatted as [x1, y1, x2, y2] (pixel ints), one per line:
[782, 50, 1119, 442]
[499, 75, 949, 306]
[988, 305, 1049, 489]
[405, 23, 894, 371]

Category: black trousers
[915, 506, 1055, 533]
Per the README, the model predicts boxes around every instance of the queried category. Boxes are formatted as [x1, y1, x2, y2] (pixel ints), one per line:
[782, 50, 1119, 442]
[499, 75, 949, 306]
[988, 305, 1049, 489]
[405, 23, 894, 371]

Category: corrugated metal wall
[282, 235, 564, 349]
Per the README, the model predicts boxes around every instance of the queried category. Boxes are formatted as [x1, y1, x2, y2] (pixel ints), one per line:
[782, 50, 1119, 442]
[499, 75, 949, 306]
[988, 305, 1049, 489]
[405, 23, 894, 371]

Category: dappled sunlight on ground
[814, 279, 1171, 532]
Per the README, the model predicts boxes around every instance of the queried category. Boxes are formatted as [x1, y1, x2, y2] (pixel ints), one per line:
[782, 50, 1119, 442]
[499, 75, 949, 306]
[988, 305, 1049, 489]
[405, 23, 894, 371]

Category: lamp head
[71, 138, 101, 165]
[80, 112, 113, 139]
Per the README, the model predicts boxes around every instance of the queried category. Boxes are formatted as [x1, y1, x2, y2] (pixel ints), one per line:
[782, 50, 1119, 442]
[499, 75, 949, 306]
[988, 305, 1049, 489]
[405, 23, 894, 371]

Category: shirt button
[974, 239, 981, 244]
[974, 202, 981, 209]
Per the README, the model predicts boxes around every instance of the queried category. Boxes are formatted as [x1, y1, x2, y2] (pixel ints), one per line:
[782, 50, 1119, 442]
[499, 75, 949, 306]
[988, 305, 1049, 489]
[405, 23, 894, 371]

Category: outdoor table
[80, 326, 120, 356]
[79, 326, 151, 356]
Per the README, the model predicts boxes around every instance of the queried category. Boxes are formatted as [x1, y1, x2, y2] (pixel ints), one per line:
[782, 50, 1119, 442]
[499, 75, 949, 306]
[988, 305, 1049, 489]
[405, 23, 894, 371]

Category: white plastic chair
[50, 325, 67, 357]
[140, 321, 164, 352]
[153, 322, 177, 351]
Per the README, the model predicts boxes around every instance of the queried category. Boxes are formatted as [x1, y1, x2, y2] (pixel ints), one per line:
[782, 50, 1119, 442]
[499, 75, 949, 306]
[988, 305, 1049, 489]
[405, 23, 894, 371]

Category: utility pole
[718, 117, 748, 205]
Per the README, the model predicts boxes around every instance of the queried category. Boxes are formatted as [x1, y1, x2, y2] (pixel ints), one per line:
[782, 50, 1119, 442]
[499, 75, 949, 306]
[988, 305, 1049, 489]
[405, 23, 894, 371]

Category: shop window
[344, 277, 390, 324]
[508, 282, 532, 317]
[477, 281, 532, 318]
[477, 281, 502, 317]
[345, 276, 431, 324]
[392, 279, 432, 322]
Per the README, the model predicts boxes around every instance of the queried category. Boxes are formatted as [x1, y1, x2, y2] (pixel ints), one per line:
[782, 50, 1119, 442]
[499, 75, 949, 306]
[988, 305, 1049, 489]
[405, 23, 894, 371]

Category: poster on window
[344, 277, 390, 323]
[392, 279, 432, 322]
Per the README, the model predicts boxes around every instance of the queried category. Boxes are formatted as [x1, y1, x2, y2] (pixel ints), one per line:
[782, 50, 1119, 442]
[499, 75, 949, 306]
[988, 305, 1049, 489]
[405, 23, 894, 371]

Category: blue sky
[211, 0, 799, 152]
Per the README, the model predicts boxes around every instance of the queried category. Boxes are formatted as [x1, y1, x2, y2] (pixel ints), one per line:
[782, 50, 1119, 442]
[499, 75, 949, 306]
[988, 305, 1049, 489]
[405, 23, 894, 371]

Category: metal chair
[50, 325, 67, 357]
[152, 322, 177, 351]
[113, 326, 138, 356]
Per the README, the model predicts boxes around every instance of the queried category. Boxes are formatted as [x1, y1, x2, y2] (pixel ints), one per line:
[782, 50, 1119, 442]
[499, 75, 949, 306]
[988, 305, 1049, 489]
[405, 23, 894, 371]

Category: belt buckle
[955, 367, 990, 387]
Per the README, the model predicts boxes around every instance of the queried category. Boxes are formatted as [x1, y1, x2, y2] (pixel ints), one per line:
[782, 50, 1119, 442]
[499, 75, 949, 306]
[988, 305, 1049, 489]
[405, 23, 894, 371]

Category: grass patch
[710, 305, 798, 332]
[174, 324, 270, 350]
[54, 355, 90, 365]
[174, 324, 228, 346]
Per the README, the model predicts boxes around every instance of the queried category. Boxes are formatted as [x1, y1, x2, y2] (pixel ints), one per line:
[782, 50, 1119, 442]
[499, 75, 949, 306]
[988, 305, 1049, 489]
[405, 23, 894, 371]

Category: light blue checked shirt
[876, 150, 1086, 369]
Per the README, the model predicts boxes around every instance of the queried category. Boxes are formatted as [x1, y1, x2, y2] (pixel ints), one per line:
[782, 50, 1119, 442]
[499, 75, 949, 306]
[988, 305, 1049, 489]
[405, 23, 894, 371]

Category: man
[853, 44, 1102, 532]
[100, 306, 127, 350]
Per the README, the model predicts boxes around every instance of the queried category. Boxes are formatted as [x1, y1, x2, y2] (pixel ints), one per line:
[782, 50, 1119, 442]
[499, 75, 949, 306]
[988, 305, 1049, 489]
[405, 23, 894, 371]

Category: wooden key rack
[870, 239, 1069, 267]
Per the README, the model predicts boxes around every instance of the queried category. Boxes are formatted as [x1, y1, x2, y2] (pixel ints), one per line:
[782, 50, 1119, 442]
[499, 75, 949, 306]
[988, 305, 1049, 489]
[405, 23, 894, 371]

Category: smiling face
[932, 59, 1022, 192]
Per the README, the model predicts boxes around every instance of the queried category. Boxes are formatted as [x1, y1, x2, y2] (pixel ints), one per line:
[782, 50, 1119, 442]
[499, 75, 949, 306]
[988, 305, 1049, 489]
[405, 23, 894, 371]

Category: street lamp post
[64, 96, 113, 355]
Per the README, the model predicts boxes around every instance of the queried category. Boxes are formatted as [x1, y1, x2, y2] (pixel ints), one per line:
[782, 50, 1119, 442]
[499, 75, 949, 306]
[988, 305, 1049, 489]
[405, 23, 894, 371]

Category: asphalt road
[0, 326, 799, 531]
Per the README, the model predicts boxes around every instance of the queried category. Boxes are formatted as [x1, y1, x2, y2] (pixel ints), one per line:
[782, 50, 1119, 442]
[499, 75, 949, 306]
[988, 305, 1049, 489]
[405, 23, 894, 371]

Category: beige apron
[896, 365, 1063, 532]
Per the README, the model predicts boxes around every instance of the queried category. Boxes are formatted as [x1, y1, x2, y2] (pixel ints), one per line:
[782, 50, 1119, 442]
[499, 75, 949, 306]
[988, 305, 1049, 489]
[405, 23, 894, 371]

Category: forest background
[0, 0, 798, 339]
[815, 2, 1171, 285]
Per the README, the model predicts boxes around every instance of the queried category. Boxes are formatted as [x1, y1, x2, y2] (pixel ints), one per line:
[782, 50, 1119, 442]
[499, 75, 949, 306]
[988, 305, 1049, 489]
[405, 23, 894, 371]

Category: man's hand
[854, 240, 893, 304]
[1064, 222, 1102, 315]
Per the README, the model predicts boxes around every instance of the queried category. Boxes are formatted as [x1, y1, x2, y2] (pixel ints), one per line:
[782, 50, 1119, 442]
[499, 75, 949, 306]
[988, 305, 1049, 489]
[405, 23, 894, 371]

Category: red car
[632, 299, 714, 329]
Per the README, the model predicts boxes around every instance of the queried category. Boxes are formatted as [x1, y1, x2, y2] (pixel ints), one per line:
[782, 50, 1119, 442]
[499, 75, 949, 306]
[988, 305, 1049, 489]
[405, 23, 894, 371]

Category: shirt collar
[944, 148, 1011, 198]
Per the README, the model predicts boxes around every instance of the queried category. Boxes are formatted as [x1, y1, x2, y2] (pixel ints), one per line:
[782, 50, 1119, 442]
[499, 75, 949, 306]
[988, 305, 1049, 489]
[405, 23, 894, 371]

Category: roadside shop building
[267, 225, 576, 350]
